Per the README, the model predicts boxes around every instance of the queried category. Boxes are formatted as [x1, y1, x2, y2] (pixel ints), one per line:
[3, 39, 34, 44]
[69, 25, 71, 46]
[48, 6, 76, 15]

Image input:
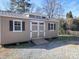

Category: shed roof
[0, 11, 27, 19]
[0, 11, 59, 22]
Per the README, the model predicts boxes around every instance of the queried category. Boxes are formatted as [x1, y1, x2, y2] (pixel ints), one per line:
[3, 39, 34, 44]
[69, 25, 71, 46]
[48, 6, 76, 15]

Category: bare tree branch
[43, 0, 64, 19]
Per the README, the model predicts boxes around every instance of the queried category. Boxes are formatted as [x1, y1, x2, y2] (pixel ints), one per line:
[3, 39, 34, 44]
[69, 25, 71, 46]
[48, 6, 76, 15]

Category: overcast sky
[0, 0, 79, 17]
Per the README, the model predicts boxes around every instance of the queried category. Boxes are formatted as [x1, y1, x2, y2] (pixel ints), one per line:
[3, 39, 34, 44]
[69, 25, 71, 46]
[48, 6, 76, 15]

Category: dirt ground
[0, 37, 79, 59]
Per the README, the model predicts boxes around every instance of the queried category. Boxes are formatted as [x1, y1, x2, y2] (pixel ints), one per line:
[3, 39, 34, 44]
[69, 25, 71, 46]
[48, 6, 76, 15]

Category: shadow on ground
[3, 36, 79, 50]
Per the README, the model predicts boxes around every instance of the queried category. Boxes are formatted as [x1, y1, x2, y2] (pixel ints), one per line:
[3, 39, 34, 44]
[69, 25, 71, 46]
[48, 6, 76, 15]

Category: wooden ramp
[32, 39, 49, 45]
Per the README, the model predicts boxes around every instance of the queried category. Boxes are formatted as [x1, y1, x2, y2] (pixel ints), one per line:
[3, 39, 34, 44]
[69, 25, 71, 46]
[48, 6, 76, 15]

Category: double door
[30, 21, 45, 39]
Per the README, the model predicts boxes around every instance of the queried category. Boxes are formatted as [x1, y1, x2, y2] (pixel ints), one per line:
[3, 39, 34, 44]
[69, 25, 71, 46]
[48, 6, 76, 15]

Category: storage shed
[0, 11, 59, 45]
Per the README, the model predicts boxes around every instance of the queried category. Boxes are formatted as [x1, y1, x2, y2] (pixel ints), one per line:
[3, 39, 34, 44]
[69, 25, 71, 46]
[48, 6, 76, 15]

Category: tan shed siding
[1, 17, 30, 44]
[0, 17, 1, 44]
[45, 21, 58, 38]
[57, 21, 59, 35]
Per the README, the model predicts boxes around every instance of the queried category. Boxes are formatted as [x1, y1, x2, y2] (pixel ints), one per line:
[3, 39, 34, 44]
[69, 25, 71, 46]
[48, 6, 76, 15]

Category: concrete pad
[32, 39, 49, 45]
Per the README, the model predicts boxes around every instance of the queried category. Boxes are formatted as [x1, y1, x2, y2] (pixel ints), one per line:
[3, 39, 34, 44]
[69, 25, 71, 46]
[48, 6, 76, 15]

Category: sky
[0, 0, 79, 17]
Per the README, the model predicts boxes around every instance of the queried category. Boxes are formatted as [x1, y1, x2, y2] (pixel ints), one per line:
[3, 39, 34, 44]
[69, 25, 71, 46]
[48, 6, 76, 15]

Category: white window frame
[49, 23, 55, 31]
[13, 20, 23, 32]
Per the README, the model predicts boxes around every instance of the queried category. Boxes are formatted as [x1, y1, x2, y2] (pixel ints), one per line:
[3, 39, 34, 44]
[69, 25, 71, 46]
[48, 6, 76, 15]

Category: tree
[71, 24, 77, 31]
[10, 0, 16, 12]
[66, 11, 73, 18]
[71, 20, 79, 31]
[66, 11, 73, 30]
[29, 3, 36, 13]
[10, 0, 31, 13]
[34, 6, 43, 14]
[42, 0, 64, 19]
[29, 3, 43, 14]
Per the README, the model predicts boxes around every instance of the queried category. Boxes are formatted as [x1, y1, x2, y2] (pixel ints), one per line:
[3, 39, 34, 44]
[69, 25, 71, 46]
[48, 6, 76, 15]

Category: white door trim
[30, 21, 45, 39]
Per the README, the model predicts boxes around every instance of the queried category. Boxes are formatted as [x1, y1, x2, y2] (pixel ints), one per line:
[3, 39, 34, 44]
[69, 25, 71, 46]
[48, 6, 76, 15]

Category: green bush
[59, 28, 66, 35]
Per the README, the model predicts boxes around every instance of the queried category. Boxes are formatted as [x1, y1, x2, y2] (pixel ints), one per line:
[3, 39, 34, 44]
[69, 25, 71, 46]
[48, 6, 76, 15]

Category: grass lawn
[46, 35, 79, 42]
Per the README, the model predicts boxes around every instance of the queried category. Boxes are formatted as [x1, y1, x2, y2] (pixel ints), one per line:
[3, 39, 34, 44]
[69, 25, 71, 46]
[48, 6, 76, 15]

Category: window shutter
[54, 24, 56, 30]
[9, 21, 13, 31]
[48, 23, 50, 30]
[22, 21, 25, 31]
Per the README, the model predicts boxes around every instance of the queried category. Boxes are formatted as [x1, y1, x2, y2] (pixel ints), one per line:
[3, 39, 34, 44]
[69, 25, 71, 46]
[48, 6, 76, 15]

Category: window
[54, 24, 56, 30]
[51, 24, 54, 30]
[14, 21, 21, 31]
[36, 16, 41, 19]
[29, 15, 35, 18]
[40, 23, 44, 25]
[48, 23, 50, 30]
[42, 16, 46, 19]
[9, 20, 25, 32]
[32, 22, 37, 24]
[48, 23, 56, 31]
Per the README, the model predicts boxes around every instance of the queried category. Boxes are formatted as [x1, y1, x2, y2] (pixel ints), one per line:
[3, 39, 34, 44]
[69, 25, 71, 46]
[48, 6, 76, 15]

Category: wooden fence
[68, 31, 79, 37]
